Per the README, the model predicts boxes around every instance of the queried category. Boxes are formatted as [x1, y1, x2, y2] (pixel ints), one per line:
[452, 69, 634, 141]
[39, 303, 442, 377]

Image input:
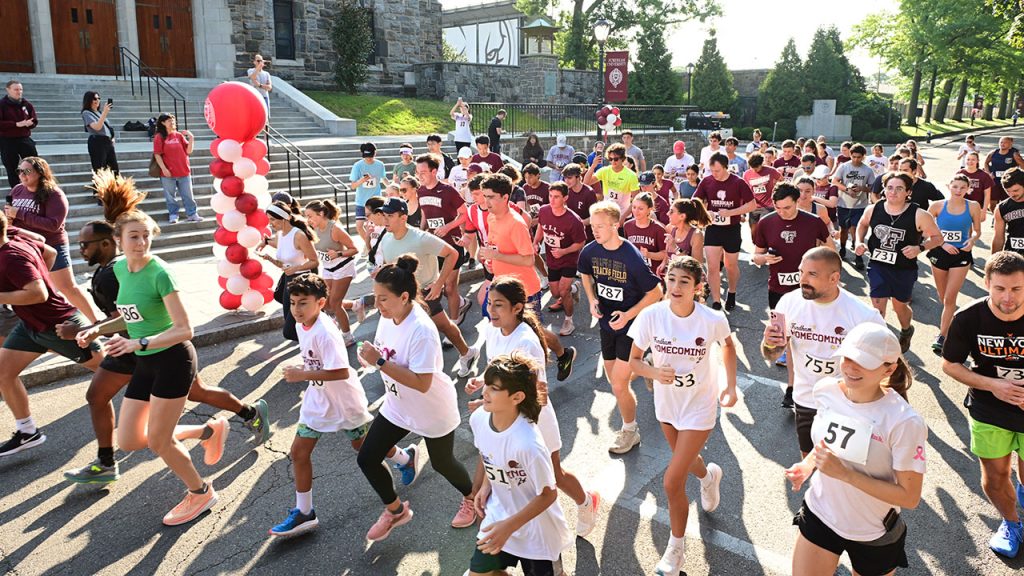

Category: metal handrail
[264, 124, 353, 228]
[114, 46, 189, 130]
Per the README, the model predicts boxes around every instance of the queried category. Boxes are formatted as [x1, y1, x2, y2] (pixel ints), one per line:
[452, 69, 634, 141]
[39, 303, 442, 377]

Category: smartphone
[767, 247, 779, 256]
[769, 311, 787, 338]
[5, 195, 12, 205]
[107, 98, 113, 106]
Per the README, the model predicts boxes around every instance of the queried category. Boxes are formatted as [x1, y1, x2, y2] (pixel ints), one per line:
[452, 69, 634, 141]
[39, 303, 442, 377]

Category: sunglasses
[608, 156, 624, 162]
[79, 238, 110, 249]
[16, 168, 34, 175]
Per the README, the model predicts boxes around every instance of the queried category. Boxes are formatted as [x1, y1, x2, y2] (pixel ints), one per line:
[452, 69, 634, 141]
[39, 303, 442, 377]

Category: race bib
[383, 377, 401, 398]
[673, 371, 697, 388]
[777, 271, 800, 286]
[819, 410, 873, 466]
[426, 217, 446, 230]
[1010, 237, 1024, 250]
[995, 171, 1006, 178]
[364, 176, 378, 188]
[803, 353, 838, 377]
[543, 234, 560, 248]
[871, 248, 897, 264]
[484, 461, 513, 489]
[116, 304, 145, 324]
[941, 230, 962, 243]
[995, 365, 1024, 384]
[712, 212, 730, 226]
[608, 189, 622, 201]
[596, 283, 623, 301]
[316, 250, 332, 262]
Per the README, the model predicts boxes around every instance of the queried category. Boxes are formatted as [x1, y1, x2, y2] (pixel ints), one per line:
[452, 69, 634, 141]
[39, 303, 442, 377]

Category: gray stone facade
[414, 55, 601, 103]
[499, 131, 707, 166]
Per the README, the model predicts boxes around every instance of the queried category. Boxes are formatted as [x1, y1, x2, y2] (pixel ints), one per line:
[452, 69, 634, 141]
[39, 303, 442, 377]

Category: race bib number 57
[818, 410, 873, 466]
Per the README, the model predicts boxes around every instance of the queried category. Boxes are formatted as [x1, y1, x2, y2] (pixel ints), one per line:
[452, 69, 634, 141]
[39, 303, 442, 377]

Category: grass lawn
[306, 92, 455, 136]
[900, 117, 1016, 139]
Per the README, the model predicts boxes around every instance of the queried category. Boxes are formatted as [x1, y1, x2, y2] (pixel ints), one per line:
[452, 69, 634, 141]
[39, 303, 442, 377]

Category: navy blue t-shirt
[578, 239, 661, 334]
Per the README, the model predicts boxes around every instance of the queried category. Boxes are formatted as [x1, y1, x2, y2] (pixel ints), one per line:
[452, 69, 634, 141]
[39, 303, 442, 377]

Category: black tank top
[997, 196, 1024, 255]
[866, 200, 921, 270]
[89, 260, 119, 316]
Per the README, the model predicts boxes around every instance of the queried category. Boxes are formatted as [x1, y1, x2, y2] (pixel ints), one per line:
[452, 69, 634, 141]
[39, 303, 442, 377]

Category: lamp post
[686, 62, 694, 105]
[594, 18, 610, 140]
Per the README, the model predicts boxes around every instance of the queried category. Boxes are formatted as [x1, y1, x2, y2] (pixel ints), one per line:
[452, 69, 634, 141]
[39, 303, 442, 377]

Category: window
[273, 0, 295, 60]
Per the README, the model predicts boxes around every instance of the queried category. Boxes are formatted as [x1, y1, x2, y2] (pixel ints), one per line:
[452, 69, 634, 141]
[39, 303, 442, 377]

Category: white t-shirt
[774, 289, 885, 409]
[484, 323, 561, 452]
[867, 154, 889, 176]
[956, 143, 978, 167]
[247, 69, 271, 98]
[806, 377, 928, 541]
[453, 113, 473, 142]
[374, 305, 461, 438]
[699, 145, 721, 177]
[470, 409, 571, 561]
[296, 313, 373, 432]
[664, 153, 696, 189]
[628, 301, 731, 430]
[745, 140, 763, 155]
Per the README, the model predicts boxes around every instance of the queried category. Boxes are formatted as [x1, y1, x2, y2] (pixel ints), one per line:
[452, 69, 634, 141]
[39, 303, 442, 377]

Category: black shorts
[100, 351, 137, 375]
[794, 403, 817, 454]
[124, 342, 198, 401]
[867, 264, 916, 303]
[600, 329, 633, 362]
[547, 266, 578, 282]
[469, 548, 561, 576]
[927, 247, 972, 271]
[768, 290, 787, 310]
[703, 225, 742, 253]
[437, 246, 468, 272]
[794, 500, 908, 576]
[419, 287, 446, 317]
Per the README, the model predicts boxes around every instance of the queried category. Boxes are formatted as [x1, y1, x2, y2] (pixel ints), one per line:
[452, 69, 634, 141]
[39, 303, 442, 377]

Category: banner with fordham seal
[605, 51, 629, 103]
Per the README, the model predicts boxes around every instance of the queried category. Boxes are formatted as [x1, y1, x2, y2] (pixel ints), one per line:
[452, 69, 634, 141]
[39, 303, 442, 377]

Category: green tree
[691, 31, 737, 113]
[442, 39, 468, 63]
[628, 25, 682, 106]
[330, 1, 373, 93]
[758, 38, 807, 131]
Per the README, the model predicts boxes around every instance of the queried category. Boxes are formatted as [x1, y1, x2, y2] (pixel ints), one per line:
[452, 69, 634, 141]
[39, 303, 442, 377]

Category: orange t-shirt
[486, 209, 542, 296]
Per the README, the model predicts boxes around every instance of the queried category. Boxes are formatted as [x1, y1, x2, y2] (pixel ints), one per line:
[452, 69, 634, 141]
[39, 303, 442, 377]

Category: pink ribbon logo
[913, 446, 926, 461]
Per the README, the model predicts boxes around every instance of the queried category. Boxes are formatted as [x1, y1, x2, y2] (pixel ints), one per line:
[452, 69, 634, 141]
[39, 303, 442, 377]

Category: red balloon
[221, 176, 245, 197]
[220, 290, 242, 310]
[218, 275, 228, 289]
[225, 243, 249, 264]
[242, 138, 268, 161]
[235, 193, 258, 215]
[214, 227, 238, 246]
[204, 81, 268, 142]
[210, 159, 234, 179]
[210, 137, 224, 158]
[216, 212, 224, 226]
[256, 157, 271, 176]
[262, 289, 274, 304]
[252, 273, 274, 291]
[246, 210, 269, 229]
[240, 258, 263, 279]
[614, 118, 622, 126]
[260, 226, 271, 237]
[611, 107, 620, 116]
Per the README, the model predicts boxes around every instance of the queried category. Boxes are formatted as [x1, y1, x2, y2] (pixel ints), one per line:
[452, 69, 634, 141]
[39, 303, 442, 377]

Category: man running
[831, 143, 877, 270]
[698, 131, 723, 177]
[664, 141, 695, 193]
[472, 135, 504, 174]
[584, 143, 639, 225]
[536, 182, 585, 337]
[742, 152, 782, 242]
[994, 168, 1024, 256]
[899, 158, 944, 209]
[772, 139, 801, 179]
[985, 136, 1024, 211]
[425, 133, 455, 180]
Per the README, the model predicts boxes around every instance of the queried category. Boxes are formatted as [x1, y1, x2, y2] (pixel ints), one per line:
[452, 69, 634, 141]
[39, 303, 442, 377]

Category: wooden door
[135, 0, 196, 77]
[50, 0, 119, 75]
[0, 0, 34, 73]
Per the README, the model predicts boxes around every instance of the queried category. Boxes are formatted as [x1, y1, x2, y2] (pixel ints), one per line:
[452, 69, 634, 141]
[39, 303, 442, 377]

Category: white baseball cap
[458, 146, 473, 159]
[810, 165, 830, 180]
[556, 135, 567, 147]
[832, 324, 901, 370]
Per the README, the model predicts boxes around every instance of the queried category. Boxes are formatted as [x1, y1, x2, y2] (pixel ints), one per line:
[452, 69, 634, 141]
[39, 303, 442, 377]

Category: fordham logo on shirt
[835, 326, 846, 335]
[781, 231, 797, 243]
[420, 196, 443, 208]
[716, 190, 727, 201]
[482, 454, 528, 487]
[872, 225, 905, 250]
[651, 335, 707, 358]
[790, 323, 844, 347]
[695, 337, 705, 346]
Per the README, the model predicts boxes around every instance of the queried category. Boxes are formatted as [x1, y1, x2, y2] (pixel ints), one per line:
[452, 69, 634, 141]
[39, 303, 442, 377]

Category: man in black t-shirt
[942, 250, 1024, 558]
[487, 109, 506, 154]
[900, 157, 944, 209]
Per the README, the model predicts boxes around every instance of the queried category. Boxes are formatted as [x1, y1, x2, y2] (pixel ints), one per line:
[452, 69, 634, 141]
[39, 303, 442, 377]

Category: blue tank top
[936, 200, 972, 248]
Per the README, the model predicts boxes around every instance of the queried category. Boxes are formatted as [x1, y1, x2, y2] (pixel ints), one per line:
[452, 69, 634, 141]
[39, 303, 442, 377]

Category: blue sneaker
[775, 350, 788, 367]
[1018, 482, 1024, 510]
[269, 507, 319, 537]
[395, 444, 419, 486]
[989, 519, 1023, 558]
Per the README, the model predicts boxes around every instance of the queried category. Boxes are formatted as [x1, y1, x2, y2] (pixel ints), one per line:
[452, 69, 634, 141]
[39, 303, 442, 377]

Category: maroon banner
[605, 51, 629, 103]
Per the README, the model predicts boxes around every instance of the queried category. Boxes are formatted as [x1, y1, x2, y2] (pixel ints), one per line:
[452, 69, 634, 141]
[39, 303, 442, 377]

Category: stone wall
[496, 131, 707, 167]
[414, 55, 600, 103]
[731, 69, 769, 99]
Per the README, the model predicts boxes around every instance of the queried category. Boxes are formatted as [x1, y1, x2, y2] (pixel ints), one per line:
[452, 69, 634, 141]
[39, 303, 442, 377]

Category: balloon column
[595, 105, 622, 134]
[204, 81, 275, 312]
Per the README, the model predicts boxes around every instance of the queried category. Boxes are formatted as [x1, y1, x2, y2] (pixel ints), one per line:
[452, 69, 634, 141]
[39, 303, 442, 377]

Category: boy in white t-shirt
[272, 274, 415, 537]
[867, 144, 889, 176]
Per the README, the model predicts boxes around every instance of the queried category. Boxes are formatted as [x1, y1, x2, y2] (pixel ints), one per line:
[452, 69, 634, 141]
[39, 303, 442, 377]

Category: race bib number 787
[596, 283, 623, 301]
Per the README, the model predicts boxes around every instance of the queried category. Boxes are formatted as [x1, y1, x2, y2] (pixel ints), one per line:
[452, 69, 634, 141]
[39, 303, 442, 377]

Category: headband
[400, 147, 413, 155]
[267, 204, 290, 220]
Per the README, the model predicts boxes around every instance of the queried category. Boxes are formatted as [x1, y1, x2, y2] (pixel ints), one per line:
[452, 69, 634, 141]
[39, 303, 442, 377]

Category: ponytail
[488, 276, 550, 363]
[305, 199, 340, 221]
[883, 357, 914, 401]
[673, 198, 712, 228]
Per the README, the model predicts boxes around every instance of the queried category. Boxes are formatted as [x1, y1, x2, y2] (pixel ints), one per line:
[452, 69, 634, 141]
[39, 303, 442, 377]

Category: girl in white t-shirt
[356, 256, 477, 542]
[785, 323, 926, 576]
[465, 276, 601, 539]
[627, 255, 739, 576]
[467, 353, 571, 576]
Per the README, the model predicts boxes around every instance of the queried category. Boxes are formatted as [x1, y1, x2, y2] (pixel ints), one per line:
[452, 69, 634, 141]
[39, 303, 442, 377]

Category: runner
[784, 323, 926, 576]
[562, 164, 597, 239]
[698, 131, 723, 177]
[927, 175, 983, 355]
[870, 153, 902, 203]
[830, 141, 852, 176]
[742, 151, 782, 242]
[994, 168, 1024, 257]
[535, 182, 585, 337]
[546, 135, 575, 182]
[472, 135, 504, 174]
[628, 255, 738, 575]
[794, 176, 835, 231]
[899, 158, 944, 210]
[349, 143, 386, 252]
[664, 140, 695, 193]
[664, 198, 712, 268]
[957, 151, 994, 218]
[258, 202, 319, 342]
[461, 175, 493, 308]
[773, 140, 801, 179]
[636, 171, 671, 225]
[854, 173, 943, 352]
[941, 250, 1024, 558]
[622, 130, 647, 172]
[623, 192, 668, 276]
[584, 143, 640, 225]
[831, 144, 876, 270]
[691, 153, 756, 311]
[651, 164, 676, 205]
[304, 200, 359, 346]
[985, 137, 1024, 211]
[810, 165, 839, 225]
[724, 137, 748, 175]
[398, 176, 423, 229]
[579, 201, 663, 454]
[426, 133, 455, 180]
[356, 256, 476, 541]
[521, 163, 550, 283]
[678, 165, 700, 199]
[466, 353, 572, 576]
[956, 134, 979, 168]
[745, 129, 764, 155]
[393, 144, 416, 183]
[449, 148, 473, 203]
[867, 143, 889, 176]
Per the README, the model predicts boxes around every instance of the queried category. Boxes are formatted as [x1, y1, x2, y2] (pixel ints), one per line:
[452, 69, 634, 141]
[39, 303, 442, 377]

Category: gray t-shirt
[625, 144, 645, 167]
[833, 161, 877, 209]
[247, 69, 271, 97]
[81, 110, 112, 138]
[378, 227, 448, 288]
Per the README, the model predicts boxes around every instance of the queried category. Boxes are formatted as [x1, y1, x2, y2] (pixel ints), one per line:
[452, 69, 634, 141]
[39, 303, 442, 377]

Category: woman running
[628, 255, 738, 575]
[927, 175, 982, 355]
[678, 165, 700, 199]
[652, 164, 676, 204]
[623, 192, 668, 277]
[956, 151, 994, 218]
[663, 198, 711, 272]
[304, 199, 359, 346]
[785, 323, 926, 576]
[356, 255, 476, 541]
[258, 201, 318, 341]
[398, 176, 423, 229]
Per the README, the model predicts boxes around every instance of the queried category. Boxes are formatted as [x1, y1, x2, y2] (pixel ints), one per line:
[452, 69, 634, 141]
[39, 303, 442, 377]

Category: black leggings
[1, 137, 37, 188]
[356, 413, 472, 505]
[87, 135, 119, 175]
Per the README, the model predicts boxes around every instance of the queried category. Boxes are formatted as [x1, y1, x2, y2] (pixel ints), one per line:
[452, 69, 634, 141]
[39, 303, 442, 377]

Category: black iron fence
[115, 46, 189, 130]
[467, 103, 697, 138]
[264, 125, 353, 228]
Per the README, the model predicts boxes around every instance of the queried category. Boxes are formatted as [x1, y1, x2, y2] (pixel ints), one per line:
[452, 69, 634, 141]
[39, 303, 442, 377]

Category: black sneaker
[853, 255, 865, 271]
[725, 293, 737, 311]
[0, 429, 46, 457]
[556, 346, 576, 381]
[455, 297, 473, 326]
[899, 325, 915, 353]
[781, 387, 795, 409]
[839, 246, 847, 259]
[931, 335, 945, 357]
[466, 258, 478, 270]
[711, 301, 722, 311]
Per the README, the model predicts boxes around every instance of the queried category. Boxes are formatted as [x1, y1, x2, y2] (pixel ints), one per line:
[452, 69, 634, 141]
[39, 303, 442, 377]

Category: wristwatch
[139, 337, 150, 351]
[375, 357, 386, 368]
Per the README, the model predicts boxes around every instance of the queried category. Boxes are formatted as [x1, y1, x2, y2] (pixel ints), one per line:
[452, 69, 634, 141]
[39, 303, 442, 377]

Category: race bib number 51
[117, 304, 145, 324]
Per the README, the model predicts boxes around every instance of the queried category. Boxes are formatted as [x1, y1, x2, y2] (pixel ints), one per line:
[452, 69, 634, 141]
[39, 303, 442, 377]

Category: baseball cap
[673, 140, 686, 154]
[379, 197, 408, 214]
[638, 171, 656, 186]
[458, 146, 473, 159]
[556, 135, 567, 147]
[810, 165, 830, 180]
[832, 324, 901, 370]
[572, 152, 588, 165]
[271, 191, 294, 205]
[468, 162, 486, 174]
[360, 142, 377, 157]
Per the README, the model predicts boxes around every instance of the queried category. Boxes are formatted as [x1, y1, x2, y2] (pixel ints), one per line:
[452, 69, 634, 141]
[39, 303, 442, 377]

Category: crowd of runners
[2, 125, 1024, 575]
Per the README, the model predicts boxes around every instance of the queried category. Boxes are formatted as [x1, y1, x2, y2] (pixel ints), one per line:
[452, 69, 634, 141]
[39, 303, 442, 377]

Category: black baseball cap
[572, 152, 588, 165]
[380, 197, 408, 214]
[638, 171, 656, 186]
[360, 142, 377, 157]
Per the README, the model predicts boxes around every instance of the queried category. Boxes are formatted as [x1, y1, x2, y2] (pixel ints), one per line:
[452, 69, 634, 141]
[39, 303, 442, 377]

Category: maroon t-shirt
[653, 194, 670, 225]
[566, 184, 598, 240]
[957, 168, 995, 205]
[471, 152, 504, 173]
[692, 173, 755, 226]
[622, 219, 667, 275]
[0, 239, 77, 332]
[773, 156, 801, 179]
[655, 180, 674, 204]
[752, 211, 830, 294]
[836, 154, 851, 166]
[417, 181, 464, 247]
[523, 181, 550, 210]
[537, 205, 586, 269]
[814, 184, 840, 221]
[743, 166, 782, 209]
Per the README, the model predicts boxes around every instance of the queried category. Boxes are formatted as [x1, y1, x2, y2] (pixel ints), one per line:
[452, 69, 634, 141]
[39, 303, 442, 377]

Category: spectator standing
[153, 114, 201, 224]
[247, 54, 272, 112]
[0, 80, 38, 190]
[81, 91, 118, 176]
[546, 136, 575, 181]
[521, 133, 546, 169]
[488, 109, 506, 154]
[450, 98, 473, 152]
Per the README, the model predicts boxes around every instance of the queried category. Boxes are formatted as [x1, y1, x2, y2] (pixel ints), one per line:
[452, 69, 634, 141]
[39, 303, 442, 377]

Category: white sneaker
[700, 462, 723, 512]
[186, 213, 205, 223]
[576, 491, 601, 538]
[559, 316, 575, 336]
[456, 346, 480, 378]
[540, 277, 550, 291]
[168, 214, 179, 224]
[608, 427, 640, 454]
[654, 542, 685, 576]
[571, 281, 580, 303]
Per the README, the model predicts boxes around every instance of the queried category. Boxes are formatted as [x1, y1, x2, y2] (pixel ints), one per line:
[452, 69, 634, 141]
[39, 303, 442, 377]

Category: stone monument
[796, 100, 852, 140]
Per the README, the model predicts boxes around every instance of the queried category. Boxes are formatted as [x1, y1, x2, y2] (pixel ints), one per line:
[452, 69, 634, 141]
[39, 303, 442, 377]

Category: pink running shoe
[201, 417, 230, 466]
[366, 501, 414, 541]
[451, 497, 477, 528]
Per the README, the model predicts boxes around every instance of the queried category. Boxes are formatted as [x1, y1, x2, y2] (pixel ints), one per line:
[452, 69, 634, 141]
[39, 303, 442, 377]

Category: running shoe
[558, 317, 575, 337]
[700, 463, 723, 512]
[186, 214, 205, 223]
[989, 519, 1023, 558]
[931, 335, 945, 357]
[898, 325, 915, 353]
[0, 429, 46, 457]
[608, 428, 641, 455]
[853, 255, 865, 271]
[456, 346, 480, 378]
[540, 276, 549, 291]
[451, 497, 477, 528]
[442, 336, 454, 350]
[781, 387, 795, 409]
[456, 297, 473, 326]
[163, 486, 218, 526]
[775, 350, 788, 367]
[343, 333, 356, 348]
[395, 444, 419, 486]
[576, 491, 601, 538]
[548, 298, 564, 312]
[839, 246, 847, 259]
[169, 214, 179, 224]
[201, 417, 230, 466]
[64, 459, 119, 484]
[556, 346, 576, 382]
[654, 543, 685, 576]
[711, 301, 722, 311]
[246, 399, 271, 445]
[269, 507, 319, 536]
[366, 501, 414, 541]
[571, 282, 580, 304]
[725, 292, 737, 311]
[466, 258, 478, 270]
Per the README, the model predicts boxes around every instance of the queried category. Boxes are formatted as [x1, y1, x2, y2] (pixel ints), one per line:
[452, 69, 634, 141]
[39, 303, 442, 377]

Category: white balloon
[606, 113, 617, 125]
[237, 226, 262, 249]
[222, 209, 247, 232]
[212, 243, 228, 259]
[213, 178, 223, 194]
[244, 174, 269, 195]
[241, 289, 265, 312]
[217, 259, 240, 277]
[210, 192, 236, 214]
[233, 157, 257, 179]
[218, 139, 243, 163]
[254, 190, 272, 209]
[226, 274, 250, 296]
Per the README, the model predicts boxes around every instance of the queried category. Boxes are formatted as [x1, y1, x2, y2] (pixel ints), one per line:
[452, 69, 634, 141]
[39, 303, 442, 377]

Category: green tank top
[113, 256, 179, 355]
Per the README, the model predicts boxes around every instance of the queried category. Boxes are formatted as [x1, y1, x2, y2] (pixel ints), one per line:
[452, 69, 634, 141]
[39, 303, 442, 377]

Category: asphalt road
[4, 128, 1024, 576]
